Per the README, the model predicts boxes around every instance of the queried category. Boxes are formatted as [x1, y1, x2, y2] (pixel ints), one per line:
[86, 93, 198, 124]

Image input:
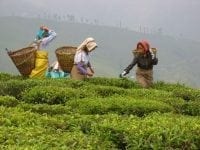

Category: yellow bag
[29, 50, 48, 78]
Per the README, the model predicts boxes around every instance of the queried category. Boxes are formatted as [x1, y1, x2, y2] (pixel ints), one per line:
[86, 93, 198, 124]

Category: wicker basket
[55, 46, 77, 73]
[132, 48, 157, 56]
[8, 46, 37, 77]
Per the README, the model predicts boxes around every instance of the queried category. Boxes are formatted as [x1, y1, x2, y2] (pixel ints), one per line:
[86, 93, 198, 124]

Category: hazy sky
[1, 0, 200, 40]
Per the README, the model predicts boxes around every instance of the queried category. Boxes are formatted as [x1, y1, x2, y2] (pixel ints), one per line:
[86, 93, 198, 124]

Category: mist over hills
[1, 0, 200, 40]
[0, 16, 200, 87]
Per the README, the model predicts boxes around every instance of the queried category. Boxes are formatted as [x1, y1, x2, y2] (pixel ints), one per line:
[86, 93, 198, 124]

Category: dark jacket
[124, 52, 158, 73]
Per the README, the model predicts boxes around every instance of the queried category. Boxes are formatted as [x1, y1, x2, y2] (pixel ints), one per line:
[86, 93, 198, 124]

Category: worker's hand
[119, 71, 127, 78]
[86, 67, 94, 77]
[87, 72, 94, 77]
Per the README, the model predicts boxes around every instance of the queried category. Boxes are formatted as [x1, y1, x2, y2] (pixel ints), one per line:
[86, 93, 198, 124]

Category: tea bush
[181, 101, 200, 116]
[67, 97, 174, 116]
[0, 96, 19, 107]
[20, 103, 72, 115]
[0, 105, 199, 149]
[90, 85, 128, 98]
[0, 73, 23, 81]
[21, 86, 92, 104]
[92, 113, 200, 149]
[152, 81, 189, 92]
[172, 88, 200, 102]
[0, 79, 42, 99]
[85, 77, 140, 89]
[126, 89, 186, 113]
[0, 73, 199, 149]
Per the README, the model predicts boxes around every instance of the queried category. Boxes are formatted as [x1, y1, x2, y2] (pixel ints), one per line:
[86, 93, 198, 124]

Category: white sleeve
[40, 30, 57, 48]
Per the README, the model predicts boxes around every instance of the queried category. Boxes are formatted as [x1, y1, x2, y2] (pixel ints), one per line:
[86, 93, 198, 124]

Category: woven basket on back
[7, 46, 37, 77]
[132, 48, 157, 56]
[55, 46, 77, 73]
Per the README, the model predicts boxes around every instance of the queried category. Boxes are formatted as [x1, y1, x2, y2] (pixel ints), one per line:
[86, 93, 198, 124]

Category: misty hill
[1, 0, 200, 40]
[0, 16, 200, 87]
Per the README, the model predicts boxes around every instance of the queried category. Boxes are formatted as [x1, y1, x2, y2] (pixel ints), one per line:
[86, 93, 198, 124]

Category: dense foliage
[0, 73, 199, 149]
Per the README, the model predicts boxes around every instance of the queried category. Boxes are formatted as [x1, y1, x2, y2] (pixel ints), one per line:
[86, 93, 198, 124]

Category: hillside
[0, 73, 199, 149]
[0, 16, 200, 87]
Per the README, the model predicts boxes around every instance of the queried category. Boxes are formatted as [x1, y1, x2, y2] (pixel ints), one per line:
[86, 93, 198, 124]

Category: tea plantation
[0, 73, 199, 149]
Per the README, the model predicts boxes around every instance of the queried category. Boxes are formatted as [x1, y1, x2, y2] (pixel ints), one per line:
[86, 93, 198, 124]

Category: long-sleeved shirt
[124, 52, 158, 73]
[39, 30, 57, 49]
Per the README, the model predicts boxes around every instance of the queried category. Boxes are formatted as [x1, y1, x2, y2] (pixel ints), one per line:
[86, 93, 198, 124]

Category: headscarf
[76, 37, 97, 53]
[136, 40, 150, 53]
[36, 29, 45, 40]
[36, 26, 49, 40]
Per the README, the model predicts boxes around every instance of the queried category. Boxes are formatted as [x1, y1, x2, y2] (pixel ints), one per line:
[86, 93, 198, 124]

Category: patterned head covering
[136, 40, 150, 53]
[36, 26, 49, 40]
[36, 29, 45, 40]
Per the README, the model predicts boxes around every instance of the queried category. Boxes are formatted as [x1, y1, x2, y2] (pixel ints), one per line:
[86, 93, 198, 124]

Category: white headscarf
[76, 37, 97, 53]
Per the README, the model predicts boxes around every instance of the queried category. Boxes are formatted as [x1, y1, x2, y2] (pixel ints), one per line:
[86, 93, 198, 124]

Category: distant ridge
[0, 16, 200, 87]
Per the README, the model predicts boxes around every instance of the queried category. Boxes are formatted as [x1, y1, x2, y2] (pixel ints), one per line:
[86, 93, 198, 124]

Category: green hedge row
[0, 106, 199, 149]
[0, 91, 199, 116]
[0, 73, 23, 81]
[85, 77, 140, 89]
[20, 103, 71, 115]
[0, 78, 88, 99]
[0, 96, 19, 107]
[181, 101, 200, 116]
[21, 86, 92, 104]
[0, 128, 115, 149]
[67, 97, 174, 116]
